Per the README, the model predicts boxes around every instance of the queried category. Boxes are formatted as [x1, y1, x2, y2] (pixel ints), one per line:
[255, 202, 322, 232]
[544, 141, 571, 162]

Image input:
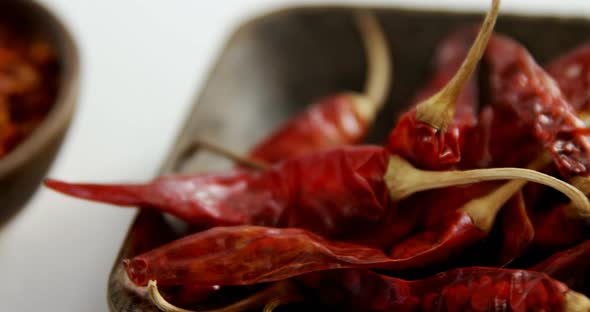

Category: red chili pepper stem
[384, 155, 589, 211]
[354, 10, 392, 120]
[147, 280, 300, 312]
[415, 0, 499, 131]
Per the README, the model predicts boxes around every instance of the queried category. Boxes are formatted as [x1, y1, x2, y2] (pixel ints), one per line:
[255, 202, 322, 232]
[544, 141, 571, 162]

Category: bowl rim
[0, 0, 80, 179]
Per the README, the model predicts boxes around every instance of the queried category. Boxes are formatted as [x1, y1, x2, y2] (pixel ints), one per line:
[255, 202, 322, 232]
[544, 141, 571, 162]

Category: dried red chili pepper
[386, 0, 500, 170]
[46, 144, 586, 242]
[547, 42, 590, 112]
[532, 203, 587, 250]
[298, 268, 587, 312]
[387, 28, 480, 170]
[486, 34, 590, 178]
[248, 12, 391, 163]
[46, 146, 391, 238]
[526, 42, 590, 250]
[123, 175, 589, 289]
[532, 239, 590, 293]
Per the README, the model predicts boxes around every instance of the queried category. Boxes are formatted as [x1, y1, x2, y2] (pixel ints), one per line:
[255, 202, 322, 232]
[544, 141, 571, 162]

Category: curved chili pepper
[486, 34, 590, 178]
[387, 28, 479, 170]
[300, 268, 583, 312]
[117, 218, 521, 287]
[532, 239, 590, 294]
[248, 12, 391, 163]
[247, 93, 368, 163]
[123, 225, 389, 287]
[46, 146, 392, 238]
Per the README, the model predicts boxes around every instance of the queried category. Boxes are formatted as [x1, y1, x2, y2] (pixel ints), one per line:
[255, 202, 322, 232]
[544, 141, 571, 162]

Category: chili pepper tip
[123, 258, 148, 287]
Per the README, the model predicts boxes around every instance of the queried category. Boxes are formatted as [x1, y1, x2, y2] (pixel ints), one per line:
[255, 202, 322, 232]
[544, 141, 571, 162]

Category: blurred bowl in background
[0, 0, 79, 180]
[0, 0, 79, 226]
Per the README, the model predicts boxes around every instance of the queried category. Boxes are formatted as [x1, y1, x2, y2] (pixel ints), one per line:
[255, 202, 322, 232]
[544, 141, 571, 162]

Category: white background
[1, 0, 590, 311]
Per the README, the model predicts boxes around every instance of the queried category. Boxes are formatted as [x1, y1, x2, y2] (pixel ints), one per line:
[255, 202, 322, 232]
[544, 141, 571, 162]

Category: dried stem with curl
[147, 280, 300, 312]
[384, 155, 590, 218]
[352, 10, 392, 122]
[415, 0, 500, 131]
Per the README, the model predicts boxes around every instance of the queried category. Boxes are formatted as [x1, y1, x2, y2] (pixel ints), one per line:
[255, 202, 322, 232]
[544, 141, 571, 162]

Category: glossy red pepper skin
[300, 268, 569, 312]
[248, 93, 367, 163]
[46, 146, 391, 238]
[547, 42, 590, 111]
[387, 29, 479, 170]
[486, 34, 590, 178]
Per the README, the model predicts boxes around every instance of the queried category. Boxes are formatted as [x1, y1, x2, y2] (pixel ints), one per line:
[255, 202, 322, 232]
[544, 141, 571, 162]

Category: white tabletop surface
[1, 0, 590, 311]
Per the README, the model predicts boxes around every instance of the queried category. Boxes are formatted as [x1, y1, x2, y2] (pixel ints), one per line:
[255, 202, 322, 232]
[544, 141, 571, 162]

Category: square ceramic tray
[107, 5, 590, 311]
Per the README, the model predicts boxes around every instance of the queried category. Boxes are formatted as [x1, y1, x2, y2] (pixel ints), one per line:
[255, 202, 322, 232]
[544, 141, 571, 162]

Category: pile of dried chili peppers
[45, 1, 590, 311]
[0, 21, 59, 158]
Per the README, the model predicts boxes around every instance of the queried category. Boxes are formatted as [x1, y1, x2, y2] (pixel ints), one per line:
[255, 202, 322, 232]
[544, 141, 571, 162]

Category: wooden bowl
[0, 0, 79, 179]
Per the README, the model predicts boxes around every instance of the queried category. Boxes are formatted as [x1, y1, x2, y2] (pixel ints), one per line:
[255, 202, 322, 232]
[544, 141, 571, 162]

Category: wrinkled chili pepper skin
[124, 226, 391, 287]
[533, 239, 590, 275]
[123, 212, 487, 287]
[248, 93, 367, 163]
[532, 239, 590, 293]
[547, 42, 590, 112]
[387, 29, 478, 170]
[464, 105, 543, 170]
[534, 238, 590, 287]
[486, 34, 590, 178]
[300, 268, 569, 312]
[387, 211, 485, 267]
[46, 146, 391, 238]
